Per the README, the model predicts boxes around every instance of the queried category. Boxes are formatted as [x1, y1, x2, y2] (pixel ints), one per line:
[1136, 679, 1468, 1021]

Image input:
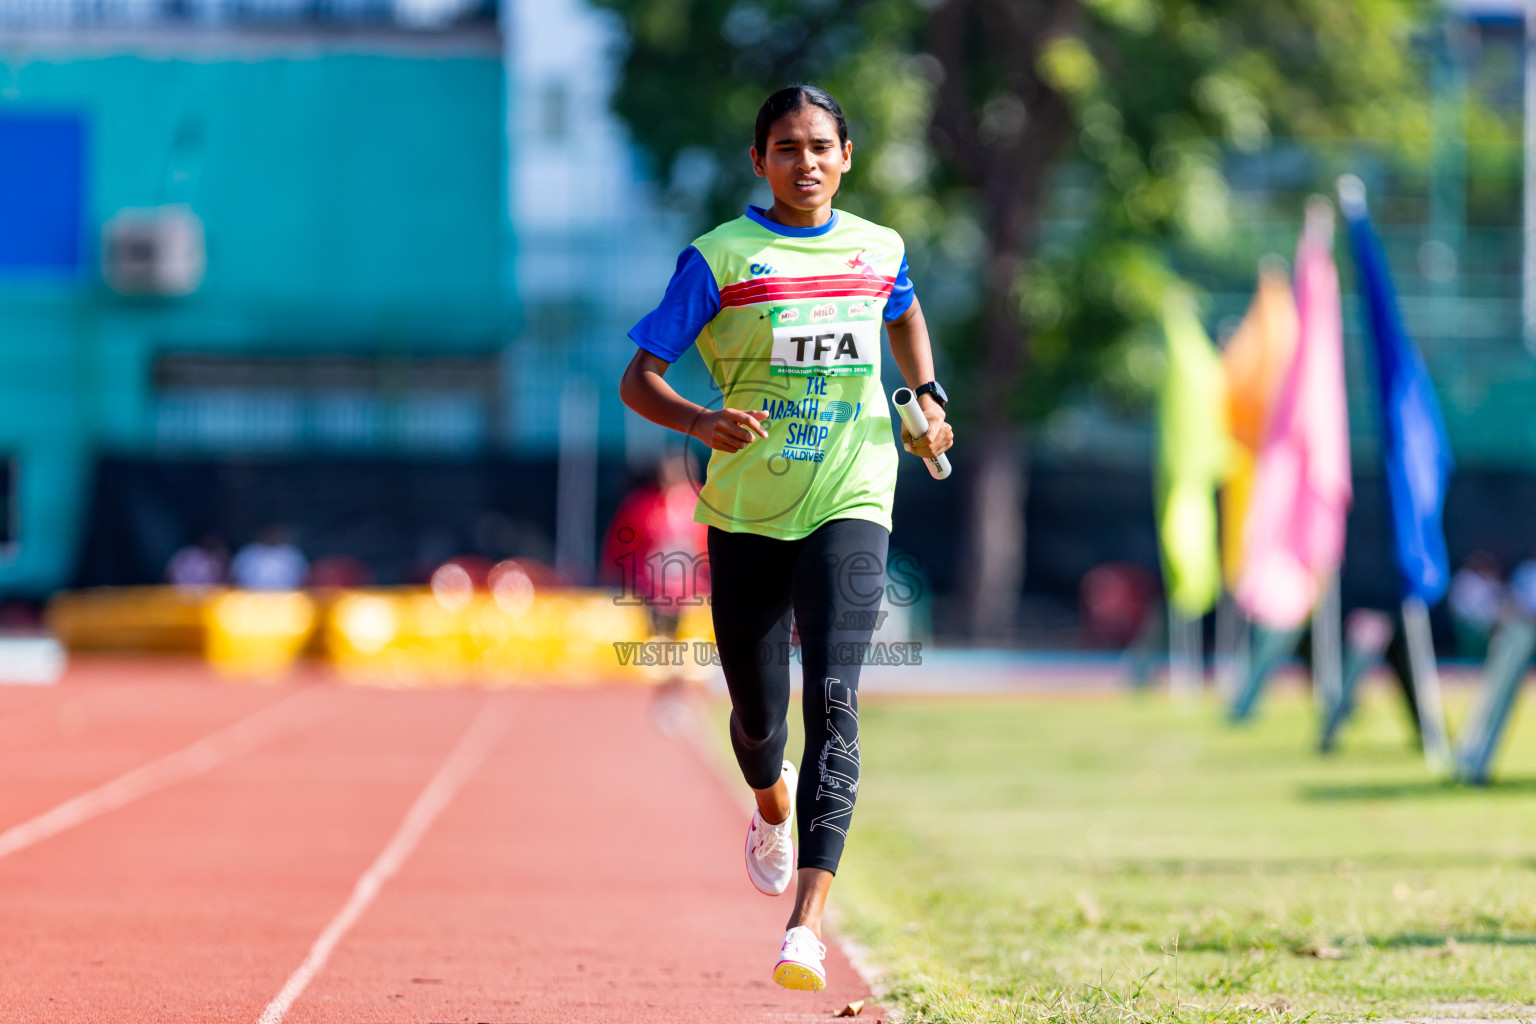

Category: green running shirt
[630, 206, 914, 540]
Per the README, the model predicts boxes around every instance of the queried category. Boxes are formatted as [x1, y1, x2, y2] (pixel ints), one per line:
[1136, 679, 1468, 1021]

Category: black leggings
[707, 518, 889, 874]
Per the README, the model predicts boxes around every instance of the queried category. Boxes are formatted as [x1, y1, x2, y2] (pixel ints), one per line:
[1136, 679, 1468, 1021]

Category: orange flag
[1221, 263, 1299, 587]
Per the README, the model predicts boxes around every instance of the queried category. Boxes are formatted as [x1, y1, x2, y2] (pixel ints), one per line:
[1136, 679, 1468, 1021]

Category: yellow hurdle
[47, 586, 212, 652]
[324, 589, 671, 687]
[203, 591, 318, 679]
[48, 585, 715, 687]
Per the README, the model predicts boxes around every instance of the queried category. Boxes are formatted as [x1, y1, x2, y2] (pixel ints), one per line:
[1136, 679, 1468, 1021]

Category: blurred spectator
[231, 527, 309, 591]
[602, 452, 709, 638]
[165, 534, 227, 590]
[437, 555, 495, 589]
[428, 555, 496, 612]
[1511, 552, 1536, 621]
[1079, 562, 1158, 649]
[492, 556, 564, 588]
[1449, 551, 1506, 658]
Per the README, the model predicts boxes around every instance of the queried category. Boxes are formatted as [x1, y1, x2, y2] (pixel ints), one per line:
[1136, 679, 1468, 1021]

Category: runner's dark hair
[754, 85, 848, 154]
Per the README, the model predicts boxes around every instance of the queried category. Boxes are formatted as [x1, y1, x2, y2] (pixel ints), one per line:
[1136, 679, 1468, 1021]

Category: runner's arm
[620, 349, 770, 454]
[885, 299, 954, 459]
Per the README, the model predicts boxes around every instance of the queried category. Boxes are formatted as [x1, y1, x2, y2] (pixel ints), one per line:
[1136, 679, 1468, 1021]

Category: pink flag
[1234, 199, 1353, 629]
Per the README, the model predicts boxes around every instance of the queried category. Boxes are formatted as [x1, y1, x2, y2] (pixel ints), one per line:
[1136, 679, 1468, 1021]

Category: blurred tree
[594, 0, 1449, 638]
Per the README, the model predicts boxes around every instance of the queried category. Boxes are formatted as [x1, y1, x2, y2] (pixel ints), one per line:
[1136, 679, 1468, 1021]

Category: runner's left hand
[901, 396, 953, 459]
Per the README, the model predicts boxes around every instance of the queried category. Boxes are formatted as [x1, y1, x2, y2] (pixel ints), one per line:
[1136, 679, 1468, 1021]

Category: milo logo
[847, 302, 868, 317]
[810, 303, 837, 323]
[777, 308, 800, 324]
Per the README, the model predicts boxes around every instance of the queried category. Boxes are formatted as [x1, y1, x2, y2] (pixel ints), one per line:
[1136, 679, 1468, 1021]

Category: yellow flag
[1156, 292, 1231, 618]
[1220, 266, 1299, 586]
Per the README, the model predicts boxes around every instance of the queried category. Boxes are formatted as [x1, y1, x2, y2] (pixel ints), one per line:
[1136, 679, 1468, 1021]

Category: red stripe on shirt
[718, 274, 896, 308]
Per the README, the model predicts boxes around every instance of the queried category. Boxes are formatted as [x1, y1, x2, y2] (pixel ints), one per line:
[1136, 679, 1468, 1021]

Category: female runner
[619, 84, 953, 991]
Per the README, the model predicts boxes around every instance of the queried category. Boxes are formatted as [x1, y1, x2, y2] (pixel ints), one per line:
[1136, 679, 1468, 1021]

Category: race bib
[769, 306, 879, 377]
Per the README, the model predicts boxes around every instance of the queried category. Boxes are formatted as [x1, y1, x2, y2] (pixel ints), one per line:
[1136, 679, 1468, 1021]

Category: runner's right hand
[693, 409, 770, 453]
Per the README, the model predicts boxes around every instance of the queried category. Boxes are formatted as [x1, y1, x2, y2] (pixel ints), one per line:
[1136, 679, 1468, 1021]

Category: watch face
[921, 382, 947, 405]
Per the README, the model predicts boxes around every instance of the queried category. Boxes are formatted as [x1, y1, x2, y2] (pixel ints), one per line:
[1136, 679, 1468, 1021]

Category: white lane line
[256, 697, 510, 1024]
[0, 691, 327, 862]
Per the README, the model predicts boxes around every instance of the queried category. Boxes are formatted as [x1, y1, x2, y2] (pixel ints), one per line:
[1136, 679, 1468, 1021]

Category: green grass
[731, 687, 1536, 1023]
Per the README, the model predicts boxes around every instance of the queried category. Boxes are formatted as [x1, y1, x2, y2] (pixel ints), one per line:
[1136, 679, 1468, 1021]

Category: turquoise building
[0, 20, 507, 595]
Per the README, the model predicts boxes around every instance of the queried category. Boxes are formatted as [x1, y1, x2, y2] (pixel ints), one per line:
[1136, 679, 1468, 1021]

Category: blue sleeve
[628, 246, 721, 363]
[883, 254, 916, 322]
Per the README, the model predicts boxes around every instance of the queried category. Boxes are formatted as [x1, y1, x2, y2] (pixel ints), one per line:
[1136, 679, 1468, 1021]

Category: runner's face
[751, 107, 851, 215]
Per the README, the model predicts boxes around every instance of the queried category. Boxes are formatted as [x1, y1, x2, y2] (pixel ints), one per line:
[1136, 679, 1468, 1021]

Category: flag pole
[1454, 618, 1536, 783]
[1402, 595, 1451, 772]
[1313, 574, 1343, 718]
[1168, 607, 1202, 703]
[1214, 592, 1246, 702]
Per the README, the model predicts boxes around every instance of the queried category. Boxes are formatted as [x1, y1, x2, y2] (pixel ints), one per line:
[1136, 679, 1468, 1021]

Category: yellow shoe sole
[774, 961, 826, 991]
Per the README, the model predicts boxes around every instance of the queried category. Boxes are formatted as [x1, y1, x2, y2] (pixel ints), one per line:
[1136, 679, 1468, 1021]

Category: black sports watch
[913, 380, 948, 408]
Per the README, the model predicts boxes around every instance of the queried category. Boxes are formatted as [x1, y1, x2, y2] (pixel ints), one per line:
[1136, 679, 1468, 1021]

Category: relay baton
[891, 388, 951, 480]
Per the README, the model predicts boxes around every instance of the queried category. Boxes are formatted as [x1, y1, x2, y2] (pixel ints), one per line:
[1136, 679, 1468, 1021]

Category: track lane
[0, 676, 877, 1023]
[0, 686, 489, 1023]
[291, 688, 876, 1023]
[0, 690, 326, 861]
[0, 677, 306, 831]
[258, 697, 510, 1024]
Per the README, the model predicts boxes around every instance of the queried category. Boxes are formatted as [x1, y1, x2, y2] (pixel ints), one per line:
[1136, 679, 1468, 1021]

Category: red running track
[0, 659, 879, 1023]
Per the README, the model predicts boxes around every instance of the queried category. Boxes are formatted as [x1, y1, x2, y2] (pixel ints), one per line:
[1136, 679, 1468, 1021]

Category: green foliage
[591, 0, 937, 235]
[594, 0, 1455, 424]
[1026, 0, 1443, 420]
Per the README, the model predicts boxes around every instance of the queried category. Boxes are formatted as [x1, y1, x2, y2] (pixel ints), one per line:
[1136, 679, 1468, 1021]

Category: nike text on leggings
[707, 517, 889, 875]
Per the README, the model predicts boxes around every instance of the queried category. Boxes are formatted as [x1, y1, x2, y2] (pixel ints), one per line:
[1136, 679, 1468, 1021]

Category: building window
[152, 354, 500, 454]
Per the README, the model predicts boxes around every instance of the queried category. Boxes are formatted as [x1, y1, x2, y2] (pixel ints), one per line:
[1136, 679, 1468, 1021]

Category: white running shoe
[773, 925, 827, 991]
[744, 759, 796, 896]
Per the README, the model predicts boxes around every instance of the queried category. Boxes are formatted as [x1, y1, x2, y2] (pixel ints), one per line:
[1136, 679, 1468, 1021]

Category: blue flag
[1339, 179, 1454, 605]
